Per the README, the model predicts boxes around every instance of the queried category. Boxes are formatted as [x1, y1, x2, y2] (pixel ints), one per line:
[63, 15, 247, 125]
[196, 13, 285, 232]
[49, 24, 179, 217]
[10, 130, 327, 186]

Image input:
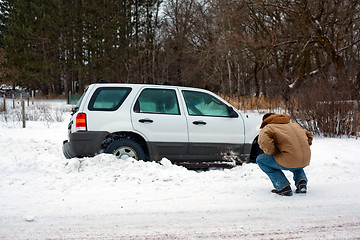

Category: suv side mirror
[227, 106, 238, 118]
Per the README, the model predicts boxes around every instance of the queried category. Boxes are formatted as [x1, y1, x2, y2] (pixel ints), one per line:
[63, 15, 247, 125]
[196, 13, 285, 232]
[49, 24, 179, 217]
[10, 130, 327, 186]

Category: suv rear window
[88, 87, 131, 111]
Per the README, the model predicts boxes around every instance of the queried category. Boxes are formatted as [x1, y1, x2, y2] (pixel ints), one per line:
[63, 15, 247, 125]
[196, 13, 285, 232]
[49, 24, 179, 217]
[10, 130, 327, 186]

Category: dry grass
[219, 94, 359, 137]
[219, 94, 286, 111]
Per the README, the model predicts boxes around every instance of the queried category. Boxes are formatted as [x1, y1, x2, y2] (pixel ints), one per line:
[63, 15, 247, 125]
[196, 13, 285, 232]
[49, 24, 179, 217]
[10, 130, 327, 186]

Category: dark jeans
[256, 153, 307, 190]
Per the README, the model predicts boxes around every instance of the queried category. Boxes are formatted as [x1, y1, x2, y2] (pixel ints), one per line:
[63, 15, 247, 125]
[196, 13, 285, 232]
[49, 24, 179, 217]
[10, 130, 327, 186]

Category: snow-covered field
[0, 100, 360, 239]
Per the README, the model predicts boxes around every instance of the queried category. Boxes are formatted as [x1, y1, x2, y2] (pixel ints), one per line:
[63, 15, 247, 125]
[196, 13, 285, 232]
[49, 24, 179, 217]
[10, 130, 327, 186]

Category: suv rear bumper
[62, 131, 109, 159]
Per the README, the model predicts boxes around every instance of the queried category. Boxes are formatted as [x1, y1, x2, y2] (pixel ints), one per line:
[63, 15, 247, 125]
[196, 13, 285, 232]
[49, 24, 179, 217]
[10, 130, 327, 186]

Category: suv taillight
[76, 113, 87, 131]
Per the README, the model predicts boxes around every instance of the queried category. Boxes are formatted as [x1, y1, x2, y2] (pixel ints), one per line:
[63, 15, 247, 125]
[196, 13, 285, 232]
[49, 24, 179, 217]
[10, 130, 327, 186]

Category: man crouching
[256, 113, 313, 196]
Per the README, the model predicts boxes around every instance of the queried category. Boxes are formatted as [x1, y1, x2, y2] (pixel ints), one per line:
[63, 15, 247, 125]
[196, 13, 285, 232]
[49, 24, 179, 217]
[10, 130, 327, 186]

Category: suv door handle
[139, 118, 154, 123]
[193, 120, 206, 125]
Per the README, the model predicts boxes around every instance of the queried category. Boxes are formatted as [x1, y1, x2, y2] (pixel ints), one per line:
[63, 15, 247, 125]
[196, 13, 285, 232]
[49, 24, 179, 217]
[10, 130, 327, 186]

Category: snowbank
[0, 104, 360, 239]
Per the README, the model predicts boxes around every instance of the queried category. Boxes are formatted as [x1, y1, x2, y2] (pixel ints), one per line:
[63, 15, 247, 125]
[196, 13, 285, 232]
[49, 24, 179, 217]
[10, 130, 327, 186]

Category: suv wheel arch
[249, 135, 262, 163]
[100, 132, 150, 160]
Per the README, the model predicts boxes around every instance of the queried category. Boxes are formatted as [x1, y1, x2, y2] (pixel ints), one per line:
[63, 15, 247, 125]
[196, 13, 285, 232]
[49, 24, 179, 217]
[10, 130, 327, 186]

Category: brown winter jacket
[258, 114, 313, 168]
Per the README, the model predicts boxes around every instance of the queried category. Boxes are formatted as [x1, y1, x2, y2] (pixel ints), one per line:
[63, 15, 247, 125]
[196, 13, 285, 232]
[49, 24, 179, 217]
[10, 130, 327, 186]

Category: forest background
[0, 0, 359, 136]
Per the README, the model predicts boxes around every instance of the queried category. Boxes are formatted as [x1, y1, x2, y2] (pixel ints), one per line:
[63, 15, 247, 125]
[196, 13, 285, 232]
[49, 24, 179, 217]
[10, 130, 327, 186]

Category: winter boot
[271, 185, 293, 196]
[295, 180, 307, 194]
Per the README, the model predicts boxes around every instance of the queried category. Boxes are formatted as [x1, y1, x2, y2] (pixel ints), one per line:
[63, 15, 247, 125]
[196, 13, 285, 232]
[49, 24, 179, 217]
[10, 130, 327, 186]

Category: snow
[1, 101, 360, 239]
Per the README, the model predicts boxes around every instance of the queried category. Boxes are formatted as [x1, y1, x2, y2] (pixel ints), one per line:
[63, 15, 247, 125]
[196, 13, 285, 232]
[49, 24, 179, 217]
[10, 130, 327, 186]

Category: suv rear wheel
[105, 139, 146, 161]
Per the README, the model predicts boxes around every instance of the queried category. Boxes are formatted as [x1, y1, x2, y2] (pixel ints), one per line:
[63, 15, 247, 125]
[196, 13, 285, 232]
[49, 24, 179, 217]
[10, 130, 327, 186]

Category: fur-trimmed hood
[260, 114, 290, 129]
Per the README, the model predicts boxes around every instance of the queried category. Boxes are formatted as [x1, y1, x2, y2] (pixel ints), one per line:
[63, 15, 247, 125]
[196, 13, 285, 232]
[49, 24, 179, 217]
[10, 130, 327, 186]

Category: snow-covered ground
[0, 100, 360, 239]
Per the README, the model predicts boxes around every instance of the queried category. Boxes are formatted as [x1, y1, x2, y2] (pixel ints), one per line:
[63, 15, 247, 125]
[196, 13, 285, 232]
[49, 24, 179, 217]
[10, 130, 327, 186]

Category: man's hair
[262, 113, 275, 121]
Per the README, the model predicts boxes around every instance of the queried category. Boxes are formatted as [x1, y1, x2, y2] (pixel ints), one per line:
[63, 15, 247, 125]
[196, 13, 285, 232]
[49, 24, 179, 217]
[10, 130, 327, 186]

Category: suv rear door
[131, 87, 188, 161]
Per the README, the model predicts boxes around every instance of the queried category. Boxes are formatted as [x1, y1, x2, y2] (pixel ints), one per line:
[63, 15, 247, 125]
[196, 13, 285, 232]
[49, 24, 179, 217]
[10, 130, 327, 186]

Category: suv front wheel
[105, 139, 146, 161]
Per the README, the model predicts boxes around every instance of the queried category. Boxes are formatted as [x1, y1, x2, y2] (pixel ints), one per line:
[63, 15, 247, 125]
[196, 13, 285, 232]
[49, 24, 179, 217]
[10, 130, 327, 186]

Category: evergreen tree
[1, 0, 163, 94]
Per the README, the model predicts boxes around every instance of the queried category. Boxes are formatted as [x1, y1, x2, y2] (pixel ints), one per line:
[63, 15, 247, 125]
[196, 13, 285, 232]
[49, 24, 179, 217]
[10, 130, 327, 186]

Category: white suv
[62, 83, 259, 166]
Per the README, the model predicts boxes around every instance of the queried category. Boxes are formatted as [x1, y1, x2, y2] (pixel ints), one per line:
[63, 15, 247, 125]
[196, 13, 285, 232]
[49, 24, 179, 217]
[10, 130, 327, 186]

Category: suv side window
[134, 88, 180, 115]
[182, 90, 230, 117]
[88, 87, 131, 111]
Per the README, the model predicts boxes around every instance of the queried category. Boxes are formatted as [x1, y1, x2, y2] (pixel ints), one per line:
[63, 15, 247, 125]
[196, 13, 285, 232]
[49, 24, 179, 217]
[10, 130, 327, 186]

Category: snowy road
[1, 107, 360, 239]
[2, 210, 360, 239]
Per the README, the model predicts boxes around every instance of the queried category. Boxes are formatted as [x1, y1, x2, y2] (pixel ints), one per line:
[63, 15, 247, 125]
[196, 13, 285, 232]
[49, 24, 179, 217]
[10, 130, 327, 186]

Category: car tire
[105, 139, 146, 161]
[249, 135, 261, 163]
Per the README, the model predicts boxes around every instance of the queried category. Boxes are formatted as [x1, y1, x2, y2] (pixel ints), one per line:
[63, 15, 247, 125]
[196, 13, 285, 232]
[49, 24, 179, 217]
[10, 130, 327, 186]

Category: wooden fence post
[354, 101, 359, 139]
[2, 95, 5, 112]
[68, 91, 71, 104]
[22, 98, 26, 128]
